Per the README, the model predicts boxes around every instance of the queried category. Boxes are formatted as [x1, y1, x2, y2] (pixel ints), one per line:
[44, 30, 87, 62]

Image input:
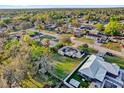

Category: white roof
[78, 55, 103, 78]
[69, 79, 80, 88]
[99, 62, 120, 76]
[78, 55, 120, 81]
[94, 68, 107, 82]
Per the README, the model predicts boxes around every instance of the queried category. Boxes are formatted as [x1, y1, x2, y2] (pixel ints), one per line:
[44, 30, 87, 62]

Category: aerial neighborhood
[0, 8, 124, 88]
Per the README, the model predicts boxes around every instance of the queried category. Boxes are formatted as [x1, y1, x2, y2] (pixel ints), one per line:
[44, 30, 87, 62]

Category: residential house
[86, 33, 101, 40]
[73, 28, 83, 37]
[97, 35, 109, 43]
[78, 55, 124, 88]
[45, 24, 57, 31]
[80, 25, 94, 31]
[58, 46, 86, 58]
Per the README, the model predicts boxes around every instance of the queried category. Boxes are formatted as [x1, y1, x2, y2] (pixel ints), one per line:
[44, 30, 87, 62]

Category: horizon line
[0, 5, 124, 9]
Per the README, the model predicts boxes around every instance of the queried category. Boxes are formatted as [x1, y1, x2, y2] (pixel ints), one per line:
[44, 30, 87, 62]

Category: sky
[0, 5, 124, 9]
[0, 0, 124, 9]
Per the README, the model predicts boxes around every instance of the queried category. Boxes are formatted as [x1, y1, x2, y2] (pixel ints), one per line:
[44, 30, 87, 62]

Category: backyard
[52, 53, 83, 79]
[65, 56, 91, 88]
[66, 72, 91, 88]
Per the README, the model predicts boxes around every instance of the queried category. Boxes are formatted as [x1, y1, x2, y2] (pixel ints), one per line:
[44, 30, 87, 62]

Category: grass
[104, 55, 124, 69]
[69, 72, 90, 88]
[61, 34, 73, 38]
[21, 78, 44, 88]
[65, 56, 91, 88]
[102, 42, 121, 52]
[28, 31, 39, 36]
[25, 73, 61, 88]
[44, 30, 56, 34]
[52, 53, 83, 79]
[78, 46, 98, 54]
[41, 35, 55, 39]
[40, 35, 56, 40]
[76, 37, 95, 44]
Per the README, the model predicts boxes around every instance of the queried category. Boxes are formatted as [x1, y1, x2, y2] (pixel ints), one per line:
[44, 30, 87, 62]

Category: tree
[30, 45, 44, 61]
[105, 21, 122, 36]
[0, 53, 29, 88]
[56, 19, 64, 27]
[36, 24, 45, 31]
[95, 23, 104, 31]
[23, 35, 32, 45]
[71, 19, 80, 27]
[3, 18, 12, 24]
[34, 57, 54, 75]
[110, 16, 120, 22]
[0, 21, 7, 28]
[84, 15, 90, 21]
[42, 39, 50, 47]
[19, 22, 32, 30]
[59, 36, 71, 45]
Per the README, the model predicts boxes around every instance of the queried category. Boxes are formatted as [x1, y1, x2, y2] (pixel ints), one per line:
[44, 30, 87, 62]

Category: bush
[5, 39, 20, 50]
[31, 45, 45, 61]
[50, 43, 64, 53]
[59, 37, 71, 45]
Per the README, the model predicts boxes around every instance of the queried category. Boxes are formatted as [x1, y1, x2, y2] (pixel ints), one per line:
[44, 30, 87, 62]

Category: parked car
[106, 52, 114, 56]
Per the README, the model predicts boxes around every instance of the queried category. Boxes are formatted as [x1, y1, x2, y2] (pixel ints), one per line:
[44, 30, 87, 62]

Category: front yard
[40, 35, 56, 40]
[76, 37, 95, 44]
[101, 42, 121, 52]
[78, 45, 98, 54]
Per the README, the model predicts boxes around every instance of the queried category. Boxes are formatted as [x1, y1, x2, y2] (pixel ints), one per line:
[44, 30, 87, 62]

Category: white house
[78, 55, 124, 88]
[58, 46, 85, 58]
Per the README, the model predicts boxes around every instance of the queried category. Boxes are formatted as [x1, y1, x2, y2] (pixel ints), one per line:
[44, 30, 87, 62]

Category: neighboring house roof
[78, 55, 120, 82]
[69, 79, 80, 88]
[58, 46, 84, 58]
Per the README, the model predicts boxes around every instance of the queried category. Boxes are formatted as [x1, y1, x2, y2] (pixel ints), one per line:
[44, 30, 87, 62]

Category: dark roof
[80, 26, 93, 30]
[88, 33, 101, 37]
[112, 36, 124, 40]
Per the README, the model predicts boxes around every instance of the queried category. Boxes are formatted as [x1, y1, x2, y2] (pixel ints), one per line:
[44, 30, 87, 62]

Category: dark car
[106, 52, 114, 56]
[122, 45, 124, 48]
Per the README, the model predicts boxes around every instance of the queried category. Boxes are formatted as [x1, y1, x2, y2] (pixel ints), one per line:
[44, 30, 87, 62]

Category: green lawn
[61, 34, 73, 38]
[21, 74, 60, 88]
[67, 72, 90, 88]
[28, 31, 39, 36]
[40, 35, 56, 40]
[52, 53, 83, 79]
[104, 55, 124, 69]
[76, 37, 95, 44]
[102, 42, 121, 52]
[78, 46, 98, 54]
